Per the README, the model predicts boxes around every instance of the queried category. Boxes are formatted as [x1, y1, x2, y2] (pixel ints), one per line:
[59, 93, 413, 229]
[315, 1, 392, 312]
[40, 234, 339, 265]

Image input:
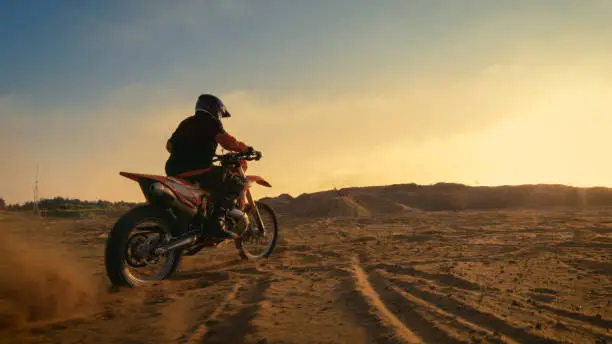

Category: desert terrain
[0, 184, 611, 343]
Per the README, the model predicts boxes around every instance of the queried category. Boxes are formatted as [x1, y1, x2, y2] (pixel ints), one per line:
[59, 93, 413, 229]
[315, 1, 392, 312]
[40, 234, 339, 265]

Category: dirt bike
[104, 151, 278, 287]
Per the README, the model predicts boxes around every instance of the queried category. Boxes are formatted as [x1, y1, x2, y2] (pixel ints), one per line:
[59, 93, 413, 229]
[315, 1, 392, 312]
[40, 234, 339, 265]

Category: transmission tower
[33, 164, 40, 215]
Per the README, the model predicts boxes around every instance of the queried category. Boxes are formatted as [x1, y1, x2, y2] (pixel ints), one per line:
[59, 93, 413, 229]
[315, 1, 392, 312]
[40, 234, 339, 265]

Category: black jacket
[165, 112, 225, 176]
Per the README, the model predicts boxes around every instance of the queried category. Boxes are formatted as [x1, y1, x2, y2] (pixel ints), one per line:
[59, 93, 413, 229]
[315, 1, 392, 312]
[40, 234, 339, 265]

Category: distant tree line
[5, 196, 138, 212]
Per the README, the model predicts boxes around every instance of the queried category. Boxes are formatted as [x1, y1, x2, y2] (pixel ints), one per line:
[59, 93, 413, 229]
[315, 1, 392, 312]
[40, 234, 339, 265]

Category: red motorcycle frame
[119, 159, 271, 224]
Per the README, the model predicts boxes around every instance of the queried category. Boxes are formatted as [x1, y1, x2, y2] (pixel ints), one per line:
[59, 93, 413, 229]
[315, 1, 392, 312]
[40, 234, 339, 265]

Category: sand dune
[0, 195, 611, 343]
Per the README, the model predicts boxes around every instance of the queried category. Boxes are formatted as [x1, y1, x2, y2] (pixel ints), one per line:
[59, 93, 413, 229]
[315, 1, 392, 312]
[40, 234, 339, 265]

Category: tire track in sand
[377, 264, 612, 343]
[381, 273, 562, 344]
[370, 269, 514, 344]
[350, 256, 466, 344]
[179, 277, 270, 344]
[177, 282, 243, 344]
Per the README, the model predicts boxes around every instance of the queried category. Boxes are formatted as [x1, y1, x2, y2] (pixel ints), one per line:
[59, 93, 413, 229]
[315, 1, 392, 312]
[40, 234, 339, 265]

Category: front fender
[246, 175, 272, 188]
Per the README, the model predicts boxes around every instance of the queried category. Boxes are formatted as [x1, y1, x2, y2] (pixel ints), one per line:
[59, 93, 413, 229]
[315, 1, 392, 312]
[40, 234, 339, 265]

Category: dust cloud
[0, 230, 102, 329]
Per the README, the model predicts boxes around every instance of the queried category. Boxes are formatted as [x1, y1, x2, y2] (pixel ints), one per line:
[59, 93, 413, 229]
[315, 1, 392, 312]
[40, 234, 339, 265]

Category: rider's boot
[204, 214, 238, 240]
[200, 198, 238, 240]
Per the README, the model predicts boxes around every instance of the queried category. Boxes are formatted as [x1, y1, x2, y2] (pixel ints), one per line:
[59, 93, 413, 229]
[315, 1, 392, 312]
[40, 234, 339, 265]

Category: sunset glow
[2, 1, 612, 203]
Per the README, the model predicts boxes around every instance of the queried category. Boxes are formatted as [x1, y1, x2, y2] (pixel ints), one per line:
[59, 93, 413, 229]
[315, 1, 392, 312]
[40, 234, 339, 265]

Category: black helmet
[195, 94, 231, 119]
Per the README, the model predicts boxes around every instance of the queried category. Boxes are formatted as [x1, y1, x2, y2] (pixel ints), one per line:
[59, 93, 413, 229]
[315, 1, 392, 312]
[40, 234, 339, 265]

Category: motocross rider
[165, 94, 260, 240]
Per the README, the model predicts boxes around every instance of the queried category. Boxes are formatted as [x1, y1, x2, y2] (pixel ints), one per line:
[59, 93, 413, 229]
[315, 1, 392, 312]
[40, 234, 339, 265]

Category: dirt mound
[262, 192, 372, 218]
[260, 182, 612, 219]
[349, 193, 415, 214]
[0, 230, 102, 329]
[328, 196, 370, 217]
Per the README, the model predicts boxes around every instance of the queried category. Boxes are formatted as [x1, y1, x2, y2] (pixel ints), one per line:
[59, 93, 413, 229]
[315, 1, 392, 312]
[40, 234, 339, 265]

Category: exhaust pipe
[227, 209, 250, 235]
[154, 234, 197, 255]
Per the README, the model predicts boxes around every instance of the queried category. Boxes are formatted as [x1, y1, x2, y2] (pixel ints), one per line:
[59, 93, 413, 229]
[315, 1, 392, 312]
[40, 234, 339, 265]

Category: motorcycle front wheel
[235, 201, 278, 260]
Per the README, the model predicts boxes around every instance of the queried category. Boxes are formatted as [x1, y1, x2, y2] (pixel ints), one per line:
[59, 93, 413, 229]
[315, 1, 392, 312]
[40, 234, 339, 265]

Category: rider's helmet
[195, 94, 231, 119]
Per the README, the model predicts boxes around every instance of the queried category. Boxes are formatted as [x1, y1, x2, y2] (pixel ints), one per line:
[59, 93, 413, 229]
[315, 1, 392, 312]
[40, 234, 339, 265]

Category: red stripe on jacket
[215, 132, 249, 152]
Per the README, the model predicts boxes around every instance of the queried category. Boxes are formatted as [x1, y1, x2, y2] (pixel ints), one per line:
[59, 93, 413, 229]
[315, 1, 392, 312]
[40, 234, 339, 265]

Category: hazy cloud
[2, 61, 612, 203]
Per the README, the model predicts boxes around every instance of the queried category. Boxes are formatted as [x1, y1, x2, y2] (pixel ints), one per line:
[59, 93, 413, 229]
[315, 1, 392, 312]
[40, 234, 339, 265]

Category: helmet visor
[220, 104, 231, 118]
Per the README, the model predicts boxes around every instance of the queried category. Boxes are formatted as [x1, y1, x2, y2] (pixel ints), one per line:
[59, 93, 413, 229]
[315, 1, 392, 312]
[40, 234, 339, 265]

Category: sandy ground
[0, 208, 610, 344]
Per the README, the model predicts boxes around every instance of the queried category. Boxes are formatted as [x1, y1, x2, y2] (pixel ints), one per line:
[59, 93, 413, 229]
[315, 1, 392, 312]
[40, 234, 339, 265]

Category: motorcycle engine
[226, 209, 250, 235]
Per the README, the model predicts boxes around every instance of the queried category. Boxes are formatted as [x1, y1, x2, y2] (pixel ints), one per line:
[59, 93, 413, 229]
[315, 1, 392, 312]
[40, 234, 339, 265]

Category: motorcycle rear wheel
[105, 205, 183, 287]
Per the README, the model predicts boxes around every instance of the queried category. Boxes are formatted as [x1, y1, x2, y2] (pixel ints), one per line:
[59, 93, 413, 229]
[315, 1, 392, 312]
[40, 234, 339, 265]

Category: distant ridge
[259, 182, 612, 218]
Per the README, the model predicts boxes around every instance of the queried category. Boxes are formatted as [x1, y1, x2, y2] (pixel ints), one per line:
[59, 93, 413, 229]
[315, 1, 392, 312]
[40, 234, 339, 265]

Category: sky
[2, 1, 612, 204]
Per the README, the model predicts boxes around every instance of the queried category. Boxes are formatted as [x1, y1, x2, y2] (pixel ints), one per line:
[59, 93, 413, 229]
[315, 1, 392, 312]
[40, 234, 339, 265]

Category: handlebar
[212, 150, 262, 165]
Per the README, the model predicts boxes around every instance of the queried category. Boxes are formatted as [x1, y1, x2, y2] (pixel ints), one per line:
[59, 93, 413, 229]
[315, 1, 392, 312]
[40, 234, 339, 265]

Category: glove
[247, 146, 262, 160]
[247, 146, 261, 160]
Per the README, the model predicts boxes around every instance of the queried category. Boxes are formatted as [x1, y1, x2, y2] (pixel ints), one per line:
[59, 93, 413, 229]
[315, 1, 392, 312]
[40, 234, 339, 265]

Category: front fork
[237, 166, 266, 234]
